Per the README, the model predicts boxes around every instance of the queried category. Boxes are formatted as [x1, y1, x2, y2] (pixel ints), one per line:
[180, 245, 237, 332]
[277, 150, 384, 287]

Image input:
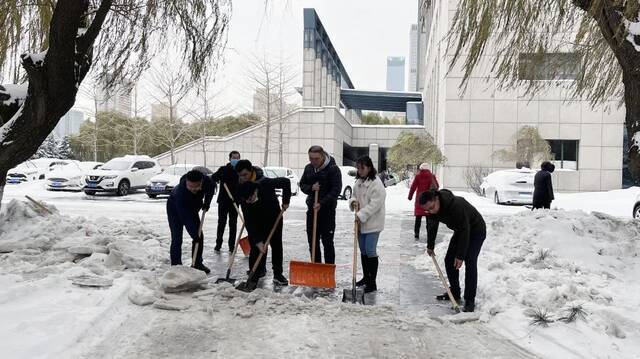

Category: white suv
[263, 166, 300, 195]
[83, 155, 162, 196]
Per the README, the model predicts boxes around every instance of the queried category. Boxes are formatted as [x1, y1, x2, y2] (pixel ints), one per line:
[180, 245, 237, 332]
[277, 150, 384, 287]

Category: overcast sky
[76, 0, 418, 119]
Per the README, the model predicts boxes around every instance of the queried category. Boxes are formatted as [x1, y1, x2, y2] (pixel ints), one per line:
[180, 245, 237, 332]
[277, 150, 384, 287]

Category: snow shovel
[430, 253, 461, 313]
[191, 211, 206, 267]
[236, 209, 285, 292]
[289, 190, 336, 289]
[342, 202, 365, 304]
[215, 222, 245, 284]
[223, 183, 250, 257]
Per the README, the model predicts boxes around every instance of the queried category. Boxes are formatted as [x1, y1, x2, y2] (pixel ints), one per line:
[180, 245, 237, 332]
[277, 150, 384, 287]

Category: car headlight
[104, 175, 118, 179]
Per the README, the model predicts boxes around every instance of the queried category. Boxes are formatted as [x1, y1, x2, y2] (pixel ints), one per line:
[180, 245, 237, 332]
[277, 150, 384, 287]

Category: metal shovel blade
[235, 279, 258, 292]
[215, 277, 236, 284]
[342, 287, 365, 304]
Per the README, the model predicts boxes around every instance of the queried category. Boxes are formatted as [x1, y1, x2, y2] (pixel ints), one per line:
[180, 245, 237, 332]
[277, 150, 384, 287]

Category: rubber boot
[356, 255, 367, 287]
[365, 257, 378, 293]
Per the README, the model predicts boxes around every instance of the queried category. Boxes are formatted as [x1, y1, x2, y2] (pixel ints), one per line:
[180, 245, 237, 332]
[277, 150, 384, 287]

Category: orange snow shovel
[430, 253, 461, 313]
[223, 183, 250, 257]
[236, 209, 285, 292]
[289, 191, 336, 289]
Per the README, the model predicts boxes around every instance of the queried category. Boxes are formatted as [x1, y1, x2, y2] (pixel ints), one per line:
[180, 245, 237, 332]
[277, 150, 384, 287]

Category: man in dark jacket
[419, 189, 486, 312]
[532, 161, 555, 209]
[299, 145, 342, 264]
[211, 150, 241, 252]
[167, 170, 216, 273]
[236, 160, 291, 285]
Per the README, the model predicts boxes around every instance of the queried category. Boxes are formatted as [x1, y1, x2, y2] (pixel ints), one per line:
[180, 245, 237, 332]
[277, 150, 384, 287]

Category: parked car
[378, 171, 399, 187]
[480, 168, 536, 205]
[633, 193, 640, 219]
[83, 155, 161, 196]
[338, 165, 357, 200]
[145, 164, 212, 198]
[6, 158, 73, 184]
[45, 161, 104, 191]
[263, 166, 300, 196]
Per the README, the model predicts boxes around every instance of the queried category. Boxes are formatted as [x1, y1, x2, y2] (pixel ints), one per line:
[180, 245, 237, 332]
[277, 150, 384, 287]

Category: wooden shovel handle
[430, 254, 460, 310]
[352, 202, 359, 290]
[25, 195, 53, 215]
[223, 183, 246, 226]
[248, 209, 285, 276]
[192, 211, 206, 267]
[311, 190, 319, 262]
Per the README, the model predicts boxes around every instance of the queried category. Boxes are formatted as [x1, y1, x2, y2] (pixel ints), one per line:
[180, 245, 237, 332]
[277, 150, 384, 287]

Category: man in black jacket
[532, 161, 555, 210]
[299, 145, 342, 264]
[419, 189, 486, 312]
[167, 170, 216, 273]
[211, 150, 241, 252]
[236, 160, 291, 285]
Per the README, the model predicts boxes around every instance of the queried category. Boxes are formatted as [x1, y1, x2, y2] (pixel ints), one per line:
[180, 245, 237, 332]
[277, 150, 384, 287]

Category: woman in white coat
[349, 156, 386, 293]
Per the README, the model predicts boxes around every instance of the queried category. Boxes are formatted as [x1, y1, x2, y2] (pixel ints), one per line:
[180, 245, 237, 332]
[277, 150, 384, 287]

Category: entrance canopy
[340, 89, 422, 112]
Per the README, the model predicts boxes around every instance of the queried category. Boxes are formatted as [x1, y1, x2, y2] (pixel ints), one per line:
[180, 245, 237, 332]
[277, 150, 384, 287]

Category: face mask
[230, 159, 239, 168]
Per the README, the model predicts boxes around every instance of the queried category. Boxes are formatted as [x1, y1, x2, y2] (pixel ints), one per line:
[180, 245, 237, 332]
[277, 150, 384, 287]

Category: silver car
[480, 168, 536, 205]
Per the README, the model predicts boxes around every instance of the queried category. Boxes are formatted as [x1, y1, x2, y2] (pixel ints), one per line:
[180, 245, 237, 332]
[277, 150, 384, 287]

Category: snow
[1, 181, 640, 358]
[633, 131, 640, 152]
[0, 104, 23, 144]
[26, 50, 47, 66]
[0, 83, 27, 106]
[624, 18, 640, 52]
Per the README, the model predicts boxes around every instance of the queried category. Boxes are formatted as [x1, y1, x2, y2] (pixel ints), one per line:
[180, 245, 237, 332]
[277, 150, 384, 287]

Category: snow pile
[414, 209, 640, 358]
[0, 199, 167, 279]
[159, 266, 207, 293]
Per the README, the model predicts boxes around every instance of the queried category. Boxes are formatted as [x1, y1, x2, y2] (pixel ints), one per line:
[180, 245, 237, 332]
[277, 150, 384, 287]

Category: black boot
[463, 299, 475, 312]
[193, 263, 211, 274]
[365, 257, 378, 293]
[356, 255, 367, 286]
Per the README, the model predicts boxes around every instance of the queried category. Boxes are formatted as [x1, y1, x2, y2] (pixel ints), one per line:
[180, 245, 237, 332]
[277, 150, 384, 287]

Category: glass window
[519, 53, 580, 81]
[133, 161, 145, 169]
[546, 139, 579, 169]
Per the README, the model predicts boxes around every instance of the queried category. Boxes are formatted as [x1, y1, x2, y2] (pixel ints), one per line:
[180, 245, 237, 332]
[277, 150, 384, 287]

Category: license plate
[51, 182, 63, 187]
[152, 186, 165, 191]
[8, 180, 20, 184]
[87, 183, 97, 188]
[519, 192, 531, 195]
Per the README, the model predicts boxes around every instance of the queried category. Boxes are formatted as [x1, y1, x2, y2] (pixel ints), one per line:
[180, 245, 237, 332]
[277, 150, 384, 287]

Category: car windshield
[166, 166, 191, 176]
[15, 161, 37, 169]
[101, 160, 130, 171]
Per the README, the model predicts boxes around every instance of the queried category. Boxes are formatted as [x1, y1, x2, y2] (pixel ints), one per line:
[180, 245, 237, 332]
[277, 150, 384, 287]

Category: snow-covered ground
[1, 180, 639, 358]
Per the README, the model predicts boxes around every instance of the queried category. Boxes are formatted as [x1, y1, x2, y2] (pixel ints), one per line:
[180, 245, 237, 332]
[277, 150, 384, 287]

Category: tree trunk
[623, 71, 640, 181]
[0, 181, 5, 214]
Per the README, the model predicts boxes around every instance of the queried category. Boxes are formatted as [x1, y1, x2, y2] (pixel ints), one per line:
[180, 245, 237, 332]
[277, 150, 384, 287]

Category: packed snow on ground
[411, 203, 640, 358]
[0, 198, 535, 358]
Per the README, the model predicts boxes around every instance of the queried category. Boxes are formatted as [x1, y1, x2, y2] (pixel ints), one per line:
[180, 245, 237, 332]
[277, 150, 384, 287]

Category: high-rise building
[409, 24, 419, 91]
[53, 109, 84, 139]
[386, 56, 405, 92]
[151, 102, 176, 121]
[96, 74, 133, 117]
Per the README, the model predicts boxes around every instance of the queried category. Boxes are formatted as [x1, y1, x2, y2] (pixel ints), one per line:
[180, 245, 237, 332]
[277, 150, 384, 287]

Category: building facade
[386, 57, 406, 92]
[419, 0, 624, 192]
[96, 75, 133, 117]
[52, 109, 84, 139]
[151, 102, 176, 121]
[409, 24, 419, 92]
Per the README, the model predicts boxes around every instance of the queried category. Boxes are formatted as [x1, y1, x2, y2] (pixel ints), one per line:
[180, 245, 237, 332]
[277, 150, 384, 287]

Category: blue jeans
[358, 232, 380, 257]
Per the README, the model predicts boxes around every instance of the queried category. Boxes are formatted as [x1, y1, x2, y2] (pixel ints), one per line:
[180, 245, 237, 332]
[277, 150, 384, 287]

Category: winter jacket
[409, 169, 439, 216]
[532, 167, 554, 207]
[211, 163, 239, 205]
[349, 176, 386, 234]
[167, 175, 215, 241]
[299, 153, 342, 211]
[427, 189, 486, 260]
[240, 170, 291, 245]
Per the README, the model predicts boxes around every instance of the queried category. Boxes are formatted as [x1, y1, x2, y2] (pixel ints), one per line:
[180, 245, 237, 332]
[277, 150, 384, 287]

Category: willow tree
[0, 0, 230, 209]
[388, 131, 446, 174]
[447, 0, 640, 180]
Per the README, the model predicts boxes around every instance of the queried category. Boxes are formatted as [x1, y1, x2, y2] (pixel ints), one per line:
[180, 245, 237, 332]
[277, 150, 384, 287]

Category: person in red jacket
[408, 163, 439, 239]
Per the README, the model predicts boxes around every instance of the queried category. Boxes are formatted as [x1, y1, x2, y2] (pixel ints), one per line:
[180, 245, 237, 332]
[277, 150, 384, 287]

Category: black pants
[167, 202, 203, 266]
[248, 216, 283, 275]
[216, 201, 237, 250]
[444, 232, 485, 302]
[414, 215, 438, 238]
[306, 208, 336, 264]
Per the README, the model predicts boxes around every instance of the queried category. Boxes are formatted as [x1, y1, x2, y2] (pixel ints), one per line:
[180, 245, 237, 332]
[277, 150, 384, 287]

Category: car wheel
[343, 186, 352, 200]
[147, 194, 157, 199]
[85, 191, 96, 196]
[634, 204, 640, 219]
[117, 180, 130, 196]
[494, 191, 501, 205]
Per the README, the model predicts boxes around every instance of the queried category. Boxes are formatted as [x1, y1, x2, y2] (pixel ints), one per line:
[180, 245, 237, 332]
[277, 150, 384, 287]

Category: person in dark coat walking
[211, 150, 241, 252]
[419, 189, 486, 312]
[299, 145, 342, 264]
[236, 160, 291, 285]
[166, 170, 216, 273]
[532, 161, 555, 210]
[409, 163, 439, 240]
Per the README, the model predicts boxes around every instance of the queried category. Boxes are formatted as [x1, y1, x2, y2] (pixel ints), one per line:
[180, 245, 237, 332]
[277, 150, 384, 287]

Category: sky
[75, 0, 419, 119]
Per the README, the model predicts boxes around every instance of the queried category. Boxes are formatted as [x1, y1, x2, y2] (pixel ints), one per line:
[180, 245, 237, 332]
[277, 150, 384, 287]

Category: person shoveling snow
[419, 189, 487, 313]
[166, 169, 215, 274]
